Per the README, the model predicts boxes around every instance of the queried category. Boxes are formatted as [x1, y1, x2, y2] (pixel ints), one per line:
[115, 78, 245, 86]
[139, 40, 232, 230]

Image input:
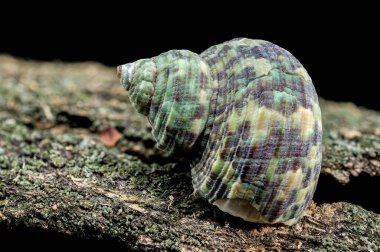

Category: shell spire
[118, 61, 155, 116]
[118, 50, 214, 157]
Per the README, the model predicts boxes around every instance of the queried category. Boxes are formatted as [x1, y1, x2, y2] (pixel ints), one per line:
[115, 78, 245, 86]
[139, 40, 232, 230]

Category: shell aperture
[118, 38, 322, 225]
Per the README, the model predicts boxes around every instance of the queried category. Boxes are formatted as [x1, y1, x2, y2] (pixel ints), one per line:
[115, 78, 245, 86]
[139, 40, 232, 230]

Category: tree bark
[0, 55, 379, 251]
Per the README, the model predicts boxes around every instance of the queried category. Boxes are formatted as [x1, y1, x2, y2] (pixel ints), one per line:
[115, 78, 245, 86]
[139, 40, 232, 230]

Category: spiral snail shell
[117, 38, 322, 225]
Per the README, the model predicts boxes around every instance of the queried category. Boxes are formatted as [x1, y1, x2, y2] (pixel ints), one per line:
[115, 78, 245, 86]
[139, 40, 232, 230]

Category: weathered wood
[0, 55, 379, 251]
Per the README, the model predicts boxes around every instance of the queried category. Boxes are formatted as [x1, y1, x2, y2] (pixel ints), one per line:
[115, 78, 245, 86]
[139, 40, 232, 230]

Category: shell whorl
[118, 38, 322, 225]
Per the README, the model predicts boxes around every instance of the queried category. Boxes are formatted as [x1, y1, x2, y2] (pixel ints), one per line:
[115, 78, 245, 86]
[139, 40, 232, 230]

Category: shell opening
[213, 198, 297, 225]
[213, 198, 268, 224]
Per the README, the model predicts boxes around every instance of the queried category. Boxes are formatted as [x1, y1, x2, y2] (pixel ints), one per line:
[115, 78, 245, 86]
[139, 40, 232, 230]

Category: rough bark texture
[0, 55, 379, 251]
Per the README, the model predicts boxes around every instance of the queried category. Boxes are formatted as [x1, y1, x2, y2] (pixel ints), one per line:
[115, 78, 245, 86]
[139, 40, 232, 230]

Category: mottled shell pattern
[117, 38, 322, 225]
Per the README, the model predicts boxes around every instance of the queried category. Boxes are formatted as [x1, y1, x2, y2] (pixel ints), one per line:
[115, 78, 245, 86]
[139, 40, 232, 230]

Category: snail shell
[117, 38, 322, 225]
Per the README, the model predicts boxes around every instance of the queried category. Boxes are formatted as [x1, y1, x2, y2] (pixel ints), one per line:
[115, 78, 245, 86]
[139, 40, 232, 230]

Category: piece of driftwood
[0, 55, 379, 251]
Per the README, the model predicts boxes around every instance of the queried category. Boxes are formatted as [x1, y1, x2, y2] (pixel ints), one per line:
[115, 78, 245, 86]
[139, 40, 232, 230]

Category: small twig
[40, 102, 54, 121]
[304, 214, 326, 227]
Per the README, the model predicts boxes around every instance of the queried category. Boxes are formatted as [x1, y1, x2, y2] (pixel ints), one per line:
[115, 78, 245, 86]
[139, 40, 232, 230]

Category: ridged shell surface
[192, 38, 322, 225]
[118, 38, 322, 225]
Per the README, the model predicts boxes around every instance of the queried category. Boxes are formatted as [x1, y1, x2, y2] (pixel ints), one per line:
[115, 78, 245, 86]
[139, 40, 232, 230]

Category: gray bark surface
[0, 55, 379, 251]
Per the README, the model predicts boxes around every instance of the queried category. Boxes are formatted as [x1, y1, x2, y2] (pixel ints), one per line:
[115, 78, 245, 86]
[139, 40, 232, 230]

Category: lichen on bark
[0, 55, 379, 251]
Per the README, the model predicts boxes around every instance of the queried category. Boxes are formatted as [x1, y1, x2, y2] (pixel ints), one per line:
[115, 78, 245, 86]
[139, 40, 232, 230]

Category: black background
[1, 5, 379, 111]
